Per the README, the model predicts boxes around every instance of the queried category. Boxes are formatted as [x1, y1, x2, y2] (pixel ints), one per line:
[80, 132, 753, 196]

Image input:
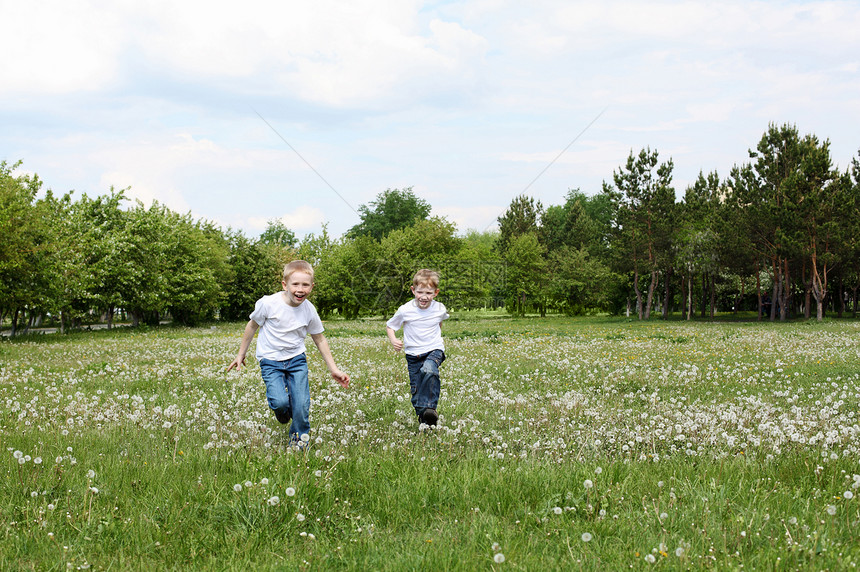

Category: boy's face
[282, 271, 314, 307]
[411, 284, 438, 309]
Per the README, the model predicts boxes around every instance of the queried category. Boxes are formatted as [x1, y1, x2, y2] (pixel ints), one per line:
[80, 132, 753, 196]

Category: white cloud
[2, 0, 859, 243]
[0, 2, 123, 95]
[433, 205, 505, 233]
[247, 206, 326, 234]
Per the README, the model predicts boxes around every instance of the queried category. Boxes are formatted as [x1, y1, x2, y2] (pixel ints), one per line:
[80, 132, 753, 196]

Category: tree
[791, 135, 841, 320]
[377, 217, 460, 315]
[678, 171, 724, 319]
[347, 187, 431, 240]
[0, 162, 59, 334]
[259, 219, 298, 248]
[163, 212, 229, 326]
[605, 148, 676, 319]
[496, 195, 543, 254]
[548, 245, 620, 315]
[221, 230, 277, 321]
[541, 189, 601, 255]
[504, 232, 546, 316]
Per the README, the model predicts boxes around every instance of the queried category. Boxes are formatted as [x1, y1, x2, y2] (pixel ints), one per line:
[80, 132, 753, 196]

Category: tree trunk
[644, 269, 658, 320]
[681, 272, 688, 320]
[709, 275, 716, 319]
[853, 285, 858, 318]
[756, 263, 762, 321]
[662, 268, 672, 319]
[700, 274, 707, 318]
[780, 258, 790, 321]
[11, 307, 20, 337]
[688, 276, 694, 321]
[837, 279, 844, 318]
[633, 268, 643, 320]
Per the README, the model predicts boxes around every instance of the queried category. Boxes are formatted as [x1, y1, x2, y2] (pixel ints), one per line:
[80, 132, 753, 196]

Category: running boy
[227, 260, 349, 444]
[386, 269, 449, 426]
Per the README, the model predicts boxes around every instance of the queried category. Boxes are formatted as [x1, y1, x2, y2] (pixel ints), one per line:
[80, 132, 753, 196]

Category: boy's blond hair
[412, 269, 440, 289]
[283, 260, 315, 282]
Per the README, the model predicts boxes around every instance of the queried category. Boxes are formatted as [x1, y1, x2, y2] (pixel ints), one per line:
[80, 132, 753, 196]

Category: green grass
[3, 316, 860, 570]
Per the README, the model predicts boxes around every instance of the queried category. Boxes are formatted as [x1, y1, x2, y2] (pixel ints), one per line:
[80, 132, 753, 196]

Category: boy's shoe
[274, 408, 292, 424]
[422, 408, 438, 426]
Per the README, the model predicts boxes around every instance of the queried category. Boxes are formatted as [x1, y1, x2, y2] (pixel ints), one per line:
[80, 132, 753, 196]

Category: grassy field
[2, 315, 860, 570]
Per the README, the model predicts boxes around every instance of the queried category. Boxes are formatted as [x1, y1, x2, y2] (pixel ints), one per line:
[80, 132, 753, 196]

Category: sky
[2, 0, 859, 240]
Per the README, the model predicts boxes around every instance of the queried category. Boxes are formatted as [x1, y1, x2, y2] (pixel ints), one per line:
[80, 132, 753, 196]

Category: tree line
[2, 123, 859, 335]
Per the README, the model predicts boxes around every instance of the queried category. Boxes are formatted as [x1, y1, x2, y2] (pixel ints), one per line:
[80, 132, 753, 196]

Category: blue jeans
[405, 349, 445, 418]
[259, 354, 311, 439]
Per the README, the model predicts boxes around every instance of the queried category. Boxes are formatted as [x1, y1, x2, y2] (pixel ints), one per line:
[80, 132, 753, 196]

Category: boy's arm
[226, 320, 259, 372]
[386, 326, 403, 351]
[310, 332, 350, 388]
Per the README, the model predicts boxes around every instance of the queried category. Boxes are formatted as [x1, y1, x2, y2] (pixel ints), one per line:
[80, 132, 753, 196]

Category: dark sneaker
[274, 408, 292, 424]
[422, 408, 438, 426]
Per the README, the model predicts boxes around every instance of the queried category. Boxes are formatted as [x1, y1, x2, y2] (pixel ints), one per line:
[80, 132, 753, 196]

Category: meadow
[2, 316, 860, 571]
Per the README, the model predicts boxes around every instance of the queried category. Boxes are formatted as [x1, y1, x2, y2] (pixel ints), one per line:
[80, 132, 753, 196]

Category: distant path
[0, 322, 161, 337]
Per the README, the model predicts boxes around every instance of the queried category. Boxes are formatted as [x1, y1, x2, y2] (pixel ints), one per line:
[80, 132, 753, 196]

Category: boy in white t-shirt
[386, 269, 449, 427]
[227, 260, 349, 445]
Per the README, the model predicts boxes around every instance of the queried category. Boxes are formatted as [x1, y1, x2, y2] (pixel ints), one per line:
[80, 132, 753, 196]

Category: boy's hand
[226, 356, 245, 372]
[389, 338, 403, 352]
[331, 369, 350, 388]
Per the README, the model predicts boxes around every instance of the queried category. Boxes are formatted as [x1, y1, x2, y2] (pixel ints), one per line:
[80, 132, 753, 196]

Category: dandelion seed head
[286, 487, 296, 497]
[494, 553, 505, 563]
[581, 532, 592, 542]
[233, 484, 242, 492]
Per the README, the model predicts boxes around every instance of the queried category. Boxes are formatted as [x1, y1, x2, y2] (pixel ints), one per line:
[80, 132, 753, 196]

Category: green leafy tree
[377, 217, 460, 315]
[605, 148, 676, 319]
[347, 187, 431, 240]
[316, 234, 381, 319]
[741, 124, 807, 321]
[259, 219, 298, 248]
[678, 171, 724, 319]
[0, 162, 59, 334]
[548, 245, 620, 315]
[541, 189, 600, 255]
[504, 232, 546, 316]
[449, 229, 503, 310]
[791, 134, 840, 320]
[221, 230, 280, 321]
[162, 211, 229, 326]
[496, 195, 543, 254]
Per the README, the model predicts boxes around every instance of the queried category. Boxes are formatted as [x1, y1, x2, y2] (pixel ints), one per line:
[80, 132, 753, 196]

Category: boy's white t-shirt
[386, 299, 449, 356]
[249, 293, 324, 361]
